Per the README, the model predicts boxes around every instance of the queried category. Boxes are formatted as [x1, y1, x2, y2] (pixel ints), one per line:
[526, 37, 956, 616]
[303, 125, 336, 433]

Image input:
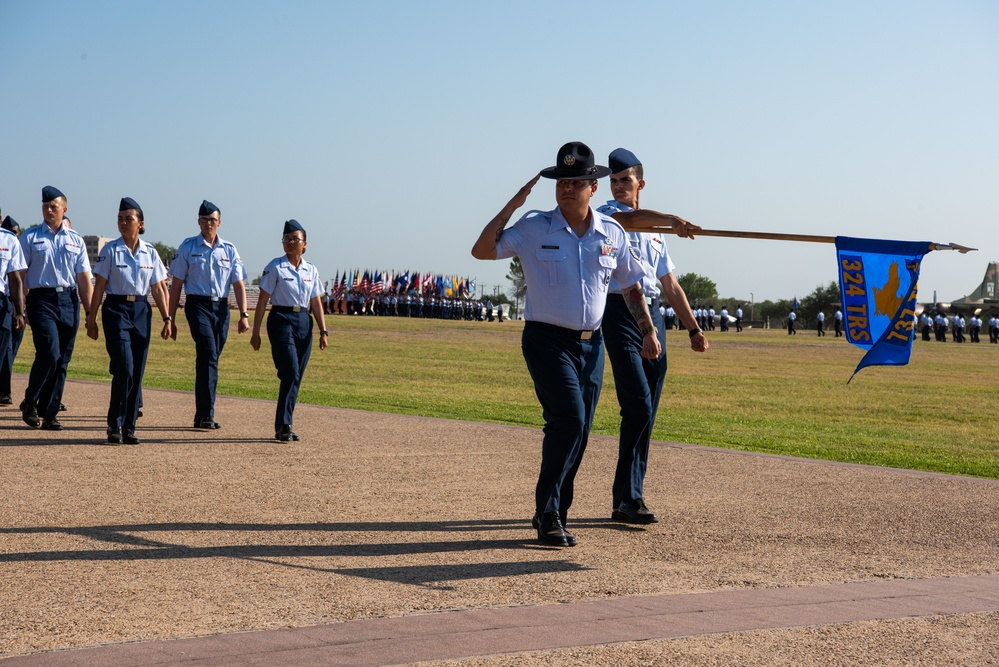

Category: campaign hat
[539, 142, 610, 180]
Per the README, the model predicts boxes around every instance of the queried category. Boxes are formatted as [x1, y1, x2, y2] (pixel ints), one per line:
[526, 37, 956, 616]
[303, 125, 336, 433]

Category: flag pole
[620, 223, 978, 254]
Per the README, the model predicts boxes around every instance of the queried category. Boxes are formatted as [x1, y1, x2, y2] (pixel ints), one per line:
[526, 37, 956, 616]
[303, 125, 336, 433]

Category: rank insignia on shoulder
[171, 254, 178, 260]
[96, 256, 106, 262]
[629, 246, 641, 260]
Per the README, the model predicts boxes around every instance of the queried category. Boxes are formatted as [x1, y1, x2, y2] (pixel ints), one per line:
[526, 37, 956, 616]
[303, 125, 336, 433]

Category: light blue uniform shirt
[93, 238, 168, 296]
[19, 223, 91, 289]
[597, 200, 675, 298]
[259, 256, 323, 308]
[495, 206, 643, 331]
[169, 234, 246, 298]
[0, 229, 28, 295]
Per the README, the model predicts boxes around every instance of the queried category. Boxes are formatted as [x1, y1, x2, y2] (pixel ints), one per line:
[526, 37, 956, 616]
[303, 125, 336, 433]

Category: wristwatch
[240, 311, 249, 319]
[163, 316, 173, 322]
[689, 328, 702, 338]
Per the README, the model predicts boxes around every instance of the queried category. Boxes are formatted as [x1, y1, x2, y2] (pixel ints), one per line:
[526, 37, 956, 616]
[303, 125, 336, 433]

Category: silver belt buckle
[210, 296, 220, 302]
[55, 286, 65, 293]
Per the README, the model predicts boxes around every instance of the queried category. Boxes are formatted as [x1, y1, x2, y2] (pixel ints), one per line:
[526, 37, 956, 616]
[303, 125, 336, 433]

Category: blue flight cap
[1, 215, 19, 233]
[199, 200, 219, 216]
[608, 148, 641, 174]
[42, 185, 65, 202]
[283, 219, 305, 235]
[120, 197, 142, 212]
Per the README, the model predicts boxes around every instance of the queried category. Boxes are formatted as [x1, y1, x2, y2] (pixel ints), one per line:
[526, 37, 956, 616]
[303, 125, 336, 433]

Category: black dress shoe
[0, 393, 12, 405]
[59, 403, 67, 411]
[40, 417, 63, 431]
[122, 432, 140, 445]
[137, 409, 143, 418]
[533, 512, 576, 546]
[107, 427, 123, 444]
[611, 501, 659, 525]
[196, 420, 221, 429]
[276, 425, 296, 442]
[20, 401, 40, 428]
[536, 511, 572, 547]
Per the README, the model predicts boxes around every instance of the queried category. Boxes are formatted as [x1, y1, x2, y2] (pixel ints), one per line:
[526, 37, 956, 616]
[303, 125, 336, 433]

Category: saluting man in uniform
[597, 148, 707, 526]
[168, 200, 249, 429]
[250, 220, 328, 442]
[20, 186, 94, 430]
[85, 198, 172, 444]
[1, 215, 27, 407]
[473, 142, 686, 547]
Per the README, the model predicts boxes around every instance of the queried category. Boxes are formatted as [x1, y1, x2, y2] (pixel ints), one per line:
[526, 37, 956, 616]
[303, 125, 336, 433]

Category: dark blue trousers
[267, 309, 313, 432]
[0, 292, 12, 396]
[1, 320, 24, 396]
[24, 289, 79, 419]
[184, 296, 230, 422]
[602, 295, 667, 509]
[521, 322, 604, 520]
[102, 297, 151, 432]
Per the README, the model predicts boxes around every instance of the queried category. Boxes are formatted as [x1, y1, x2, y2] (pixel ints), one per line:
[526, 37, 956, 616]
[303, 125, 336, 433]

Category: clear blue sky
[2, 0, 996, 303]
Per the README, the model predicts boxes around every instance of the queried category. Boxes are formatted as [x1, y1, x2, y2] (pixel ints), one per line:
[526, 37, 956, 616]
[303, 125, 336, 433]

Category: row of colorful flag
[325, 270, 477, 300]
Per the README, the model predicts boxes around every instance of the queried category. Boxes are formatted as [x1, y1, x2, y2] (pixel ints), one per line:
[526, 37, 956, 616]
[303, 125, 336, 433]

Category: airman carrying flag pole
[622, 219, 977, 380]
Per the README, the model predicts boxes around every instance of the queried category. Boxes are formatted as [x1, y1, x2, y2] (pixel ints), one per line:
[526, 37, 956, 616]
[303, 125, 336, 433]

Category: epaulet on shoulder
[521, 209, 550, 223]
[598, 210, 626, 233]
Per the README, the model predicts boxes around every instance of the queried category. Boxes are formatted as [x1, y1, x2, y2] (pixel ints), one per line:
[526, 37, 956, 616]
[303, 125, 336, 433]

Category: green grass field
[14, 314, 999, 479]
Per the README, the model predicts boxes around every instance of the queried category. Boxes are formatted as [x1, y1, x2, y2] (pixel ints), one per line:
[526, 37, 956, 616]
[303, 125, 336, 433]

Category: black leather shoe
[196, 420, 221, 429]
[636, 498, 659, 523]
[0, 393, 12, 405]
[276, 425, 295, 442]
[612, 501, 659, 524]
[122, 432, 140, 445]
[533, 512, 576, 546]
[137, 409, 143, 418]
[536, 511, 571, 547]
[59, 403, 67, 412]
[20, 401, 40, 428]
[40, 417, 63, 431]
[107, 427, 123, 444]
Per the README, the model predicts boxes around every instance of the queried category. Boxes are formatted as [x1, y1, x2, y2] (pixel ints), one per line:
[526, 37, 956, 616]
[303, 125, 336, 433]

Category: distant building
[83, 235, 112, 270]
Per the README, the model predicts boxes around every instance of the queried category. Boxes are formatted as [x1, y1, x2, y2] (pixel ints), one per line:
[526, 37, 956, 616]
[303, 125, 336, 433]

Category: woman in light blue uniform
[85, 198, 172, 444]
[250, 220, 328, 441]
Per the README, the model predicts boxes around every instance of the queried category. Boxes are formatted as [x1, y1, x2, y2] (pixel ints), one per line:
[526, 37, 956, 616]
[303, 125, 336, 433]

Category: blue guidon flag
[835, 236, 932, 382]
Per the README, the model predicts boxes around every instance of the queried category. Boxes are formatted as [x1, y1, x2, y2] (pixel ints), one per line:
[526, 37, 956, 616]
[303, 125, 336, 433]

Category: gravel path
[1, 377, 997, 664]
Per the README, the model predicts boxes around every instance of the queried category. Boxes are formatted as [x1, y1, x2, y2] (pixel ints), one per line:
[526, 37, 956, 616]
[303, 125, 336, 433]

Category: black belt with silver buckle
[271, 305, 305, 313]
[526, 320, 599, 341]
[106, 294, 144, 303]
[33, 286, 72, 294]
[186, 294, 221, 302]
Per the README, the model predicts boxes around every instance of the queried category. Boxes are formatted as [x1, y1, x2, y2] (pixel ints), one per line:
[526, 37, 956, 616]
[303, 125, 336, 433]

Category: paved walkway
[2, 378, 998, 665]
[4, 575, 999, 666]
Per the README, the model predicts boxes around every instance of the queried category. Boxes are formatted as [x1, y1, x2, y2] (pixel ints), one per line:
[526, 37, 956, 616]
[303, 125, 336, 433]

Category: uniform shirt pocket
[597, 255, 618, 287]
[536, 248, 566, 287]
